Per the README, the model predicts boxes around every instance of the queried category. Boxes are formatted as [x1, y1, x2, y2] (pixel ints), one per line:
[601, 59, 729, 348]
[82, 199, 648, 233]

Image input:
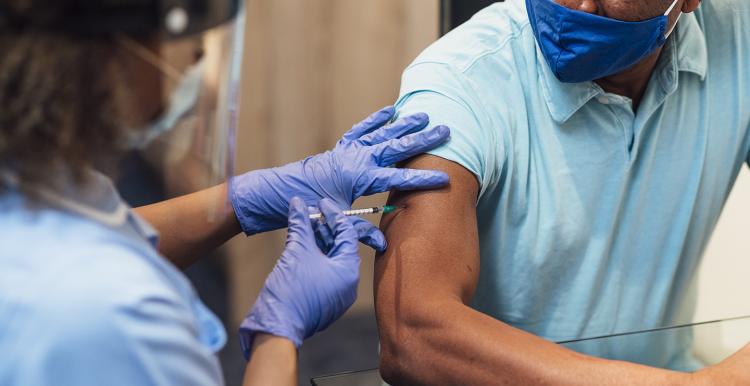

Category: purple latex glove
[239, 197, 360, 356]
[230, 106, 450, 252]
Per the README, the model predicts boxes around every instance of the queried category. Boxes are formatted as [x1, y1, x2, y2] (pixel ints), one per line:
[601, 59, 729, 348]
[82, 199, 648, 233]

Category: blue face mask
[526, 0, 681, 83]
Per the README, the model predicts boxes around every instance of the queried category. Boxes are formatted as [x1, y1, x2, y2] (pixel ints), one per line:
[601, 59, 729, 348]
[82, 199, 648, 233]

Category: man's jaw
[594, 47, 664, 106]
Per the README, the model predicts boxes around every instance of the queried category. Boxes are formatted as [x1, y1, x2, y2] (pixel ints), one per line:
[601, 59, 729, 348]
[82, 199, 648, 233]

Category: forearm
[375, 156, 691, 385]
[243, 334, 297, 386]
[135, 183, 242, 269]
[378, 300, 690, 386]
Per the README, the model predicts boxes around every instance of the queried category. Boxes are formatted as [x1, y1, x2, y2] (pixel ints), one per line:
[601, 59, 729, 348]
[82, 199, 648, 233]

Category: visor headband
[0, 0, 240, 38]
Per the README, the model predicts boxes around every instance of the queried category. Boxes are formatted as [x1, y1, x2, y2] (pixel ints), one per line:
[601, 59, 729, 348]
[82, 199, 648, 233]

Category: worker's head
[0, 0, 244, 201]
[527, 0, 702, 83]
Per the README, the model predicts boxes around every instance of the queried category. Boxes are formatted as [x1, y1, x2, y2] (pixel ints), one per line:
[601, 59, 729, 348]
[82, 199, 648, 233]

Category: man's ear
[682, 0, 701, 13]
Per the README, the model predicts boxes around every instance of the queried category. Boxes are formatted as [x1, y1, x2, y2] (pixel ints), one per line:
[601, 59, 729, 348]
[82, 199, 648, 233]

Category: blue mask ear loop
[663, 0, 682, 38]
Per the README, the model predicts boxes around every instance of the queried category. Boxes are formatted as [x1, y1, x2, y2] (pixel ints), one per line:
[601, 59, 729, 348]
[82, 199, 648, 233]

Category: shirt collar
[537, 12, 708, 123]
[32, 169, 161, 247]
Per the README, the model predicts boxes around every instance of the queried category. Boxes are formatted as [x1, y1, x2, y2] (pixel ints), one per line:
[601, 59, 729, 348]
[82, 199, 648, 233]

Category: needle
[308, 205, 404, 220]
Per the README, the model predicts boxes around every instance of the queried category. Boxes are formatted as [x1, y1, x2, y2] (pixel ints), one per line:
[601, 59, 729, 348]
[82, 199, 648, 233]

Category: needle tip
[382, 205, 406, 214]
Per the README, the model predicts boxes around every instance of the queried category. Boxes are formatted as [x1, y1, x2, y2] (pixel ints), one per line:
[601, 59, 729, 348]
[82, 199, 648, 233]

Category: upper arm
[395, 63, 503, 200]
[375, 155, 480, 340]
[375, 61, 503, 331]
[375, 60, 505, 354]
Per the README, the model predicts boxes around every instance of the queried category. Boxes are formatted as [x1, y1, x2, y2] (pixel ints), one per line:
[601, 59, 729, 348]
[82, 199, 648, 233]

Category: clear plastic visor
[118, 12, 244, 216]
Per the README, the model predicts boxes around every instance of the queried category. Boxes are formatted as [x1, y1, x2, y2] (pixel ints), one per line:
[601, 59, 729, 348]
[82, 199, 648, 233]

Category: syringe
[309, 205, 403, 221]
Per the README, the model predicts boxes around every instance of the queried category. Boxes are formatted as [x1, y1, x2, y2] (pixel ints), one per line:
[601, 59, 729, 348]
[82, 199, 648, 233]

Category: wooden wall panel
[228, 0, 439, 326]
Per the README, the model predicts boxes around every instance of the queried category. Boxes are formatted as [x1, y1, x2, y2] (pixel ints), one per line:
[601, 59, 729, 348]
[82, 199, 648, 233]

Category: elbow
[379, 337, 422, 386]
[378, 351, 400, 385]
[377, 307, 447, 385]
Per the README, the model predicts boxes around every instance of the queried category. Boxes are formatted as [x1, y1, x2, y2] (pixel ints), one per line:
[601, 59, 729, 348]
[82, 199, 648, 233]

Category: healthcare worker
[0, 1, 451, 385]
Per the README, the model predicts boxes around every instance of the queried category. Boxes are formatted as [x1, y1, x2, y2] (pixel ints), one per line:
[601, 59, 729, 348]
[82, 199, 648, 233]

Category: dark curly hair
[0, 0, 127, 200]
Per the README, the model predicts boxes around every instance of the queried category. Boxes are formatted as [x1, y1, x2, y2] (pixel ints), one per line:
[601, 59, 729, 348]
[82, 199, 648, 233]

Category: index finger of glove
[350, 217, 387, 253]
[312, 217, 335, 253]
[342, 106, 395, 142]
[372, 125, 450, 167]
[286, 197, 316, 246]
[318, 199, 360, 259]
[360, 168, 450, 196]
[357, 112, 429, 146]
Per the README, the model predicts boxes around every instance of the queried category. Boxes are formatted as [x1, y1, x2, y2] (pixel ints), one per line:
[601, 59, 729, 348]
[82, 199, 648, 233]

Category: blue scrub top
[0, 171, 227, 386]
[396, 0, 750, 370]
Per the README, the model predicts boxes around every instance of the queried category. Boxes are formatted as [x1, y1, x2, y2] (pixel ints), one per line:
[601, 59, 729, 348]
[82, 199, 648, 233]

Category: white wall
[228, 0, 440, 327]
[693, 168, 750, 364]
[696, 167, 750, 321]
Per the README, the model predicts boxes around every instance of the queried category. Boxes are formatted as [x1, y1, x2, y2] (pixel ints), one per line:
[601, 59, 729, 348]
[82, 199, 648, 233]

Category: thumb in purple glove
[239, 197, 361, 358]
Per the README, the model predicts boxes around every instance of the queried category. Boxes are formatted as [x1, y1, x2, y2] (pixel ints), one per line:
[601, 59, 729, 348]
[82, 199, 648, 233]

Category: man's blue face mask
[526, 0, 681, 83]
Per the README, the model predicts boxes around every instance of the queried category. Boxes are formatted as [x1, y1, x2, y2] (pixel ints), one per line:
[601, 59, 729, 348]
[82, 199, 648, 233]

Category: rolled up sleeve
[396, 62, 505, 201]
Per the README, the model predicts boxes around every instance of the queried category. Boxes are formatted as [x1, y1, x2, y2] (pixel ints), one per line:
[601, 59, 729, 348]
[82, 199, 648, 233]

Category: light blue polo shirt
[0, 171, 226, 386]
[396, 0, 750, 370]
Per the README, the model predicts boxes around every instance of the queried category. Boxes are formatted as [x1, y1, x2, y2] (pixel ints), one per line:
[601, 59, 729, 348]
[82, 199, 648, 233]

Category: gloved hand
[239, 197, 361, 356]
[230, 106, 450, 252]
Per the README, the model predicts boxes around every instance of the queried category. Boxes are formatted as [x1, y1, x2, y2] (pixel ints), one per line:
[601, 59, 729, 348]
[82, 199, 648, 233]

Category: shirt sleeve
[15, 253, 224, 386]
[396, 62, 505, 200]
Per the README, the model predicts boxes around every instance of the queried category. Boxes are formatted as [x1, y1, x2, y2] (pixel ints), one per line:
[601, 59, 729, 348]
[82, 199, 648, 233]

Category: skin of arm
[134, 183, 242, 269]
[374, 154, 691, 386]
[243, 334, 297, 386]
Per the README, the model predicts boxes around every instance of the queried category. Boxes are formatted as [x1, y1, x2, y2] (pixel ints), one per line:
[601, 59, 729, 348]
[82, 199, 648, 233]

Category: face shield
[113, 1, 245, 214]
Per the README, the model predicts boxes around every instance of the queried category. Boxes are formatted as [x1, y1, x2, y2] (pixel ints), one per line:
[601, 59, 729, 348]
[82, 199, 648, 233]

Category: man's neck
[594, 48, 663, 111]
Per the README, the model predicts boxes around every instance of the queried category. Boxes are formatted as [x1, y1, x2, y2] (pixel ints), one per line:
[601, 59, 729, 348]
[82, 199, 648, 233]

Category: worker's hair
[0, 0, 127, 201]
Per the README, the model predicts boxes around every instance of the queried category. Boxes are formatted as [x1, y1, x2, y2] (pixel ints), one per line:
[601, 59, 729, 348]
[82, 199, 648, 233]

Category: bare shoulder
[381, 154, 479, 227]
[376, 154, 480, 305]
